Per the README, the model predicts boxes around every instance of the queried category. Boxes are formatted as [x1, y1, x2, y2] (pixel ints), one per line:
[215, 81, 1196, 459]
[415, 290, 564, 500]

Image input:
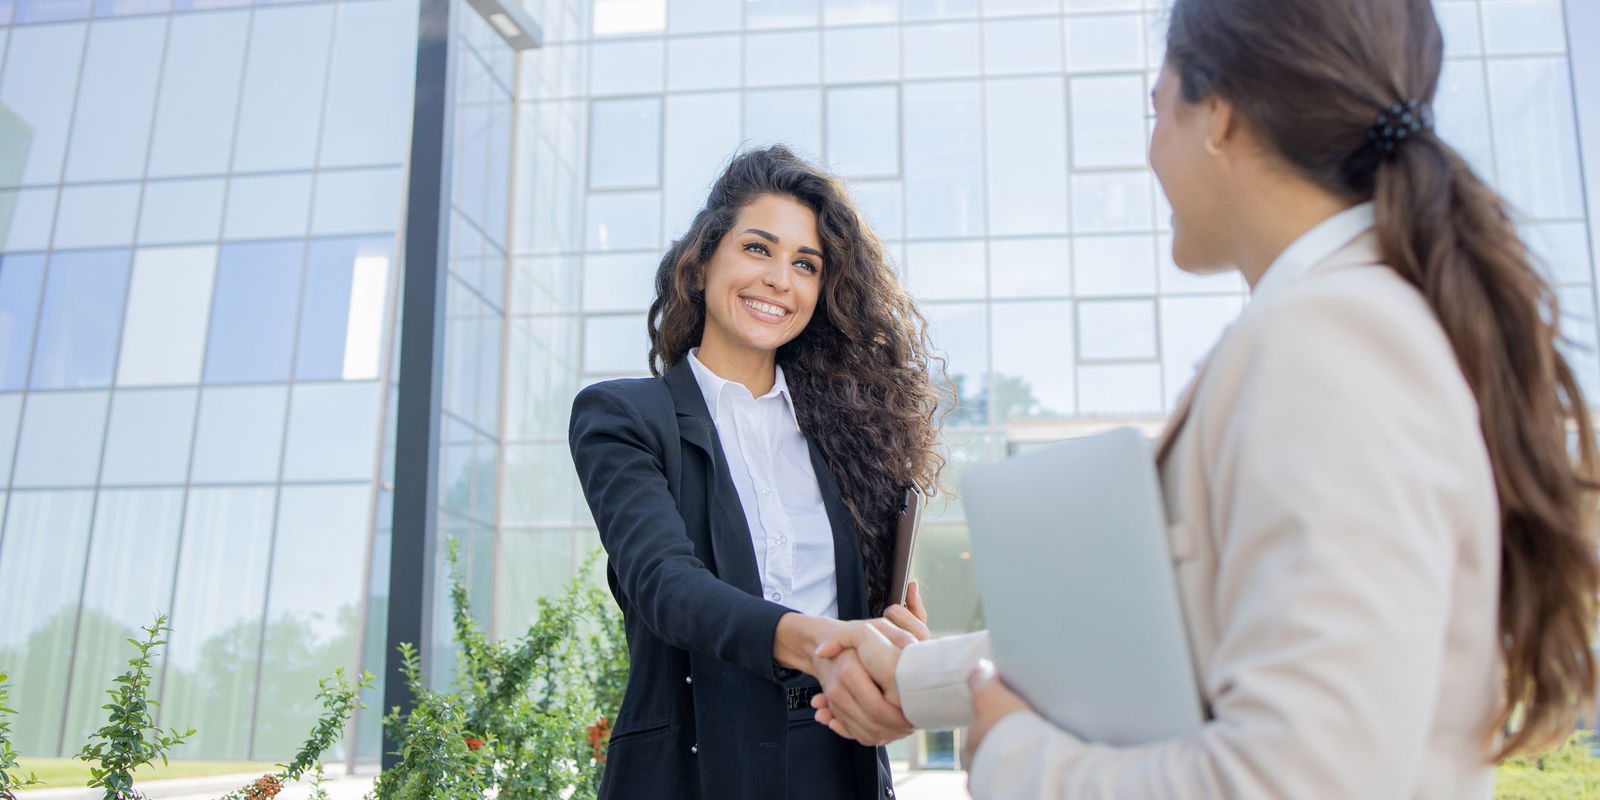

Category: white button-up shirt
[687, 349, 838, 619]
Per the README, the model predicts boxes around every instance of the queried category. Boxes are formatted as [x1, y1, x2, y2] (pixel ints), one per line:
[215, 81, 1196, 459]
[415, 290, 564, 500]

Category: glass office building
[0, 0, 1594, 766]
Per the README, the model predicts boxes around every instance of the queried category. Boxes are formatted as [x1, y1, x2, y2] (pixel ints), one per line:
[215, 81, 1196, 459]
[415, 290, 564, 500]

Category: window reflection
[1078, 298, 1156, 360]
[234, 4, 335, 173]
[13, 390, 109, 486]
[0, 23, 86, 184]
[53, 183, 140, 249]
[148, 10, 249, 177]
[320, 0, 418, 168]
[986, 77, 1069, 235]
[827, 86, 900, 179]
[205, 240, 303, 384]
[823, 26, 899, 83]
[984, 18, 1063, 76]
[65, 17, 164, 183]
[102, 388, 197, 485]
[745, 31, 821, 87]
[0, 253, 45, 390]
[905, 82, 985, 238]
[119, 246, 216, 386]
[745, 88, 822, 161]
[191, 385, 289, 483]
[590, 97, 663, 189]
[297, 236, 392, 381]
[992, 301, 1075, 418]
[31, 249, 131, 390]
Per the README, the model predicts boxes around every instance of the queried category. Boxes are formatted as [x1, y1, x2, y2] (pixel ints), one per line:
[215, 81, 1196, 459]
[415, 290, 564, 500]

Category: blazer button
[685, 675, 693, 685]
[690, 744, 699, 755]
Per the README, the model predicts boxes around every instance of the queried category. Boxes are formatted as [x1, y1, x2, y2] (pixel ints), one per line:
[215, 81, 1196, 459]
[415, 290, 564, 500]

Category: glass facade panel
[904, 22, 981, 79]
[1070, 74, 1148, 168]
[320, 0, 418, 168]
[990, 237, 1071, 299]
[745, 87, 822, 161]
[233, 4, 335, 173]
[12, 391, 108, 487]
[312, 169, 405, 236]
[823, 25, 899, 83]
[1, 188, 58, 252]
[904, 81, 985, 238]
[983, 17, 1063, 75]
[190, 385, 289, 483]
[0, 490, 94, 754]
[0, 394, 20, 478]
[63, 17, 165, 184]
[581, 252, 657, 312]
[147, 10, 250, 178]
[0, 253, 45, 390]
[744, 30, 820, 87]
[30, 249, 131, 390]
[224, 173, 315, 240]
[906, 240, 986, 301]
[101, 388, 196, 485]
[586, 190, 661, 251]
[987, 77, 1069, 235]
[1077, 361, 1161, 414]
[204, 241, 304, 384]
[826, 86, 899, 179]
[590, 39, 664, 96]
[666, 0, 735, 33]
[1078, 298, 1156, 360]
[1064, 13, 1144, 71]
[1487, 57, 1584, 219]
[0, 23, 86, 186]
[118, 246, 217, 386]
[282, 382, 382, 481]
[992, 300, 1075, 418]
[666, 34, 740, 90]
[1481, 0, 1566, 55]
[589, 98, 662, 189]
[138, 179, 227, 245]
[296, 236, 392, 381]
[1073, 234, 1157, 296]
[52, 183, 140, 249]
[162, 486, 275, 759]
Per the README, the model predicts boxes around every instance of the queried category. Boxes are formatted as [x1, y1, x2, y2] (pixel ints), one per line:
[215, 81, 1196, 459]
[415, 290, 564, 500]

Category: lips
[741, 297, 790, 320]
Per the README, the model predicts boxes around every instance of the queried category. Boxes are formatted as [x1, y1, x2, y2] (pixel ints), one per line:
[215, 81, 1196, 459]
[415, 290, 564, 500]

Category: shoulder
[570, 376, 673, 438]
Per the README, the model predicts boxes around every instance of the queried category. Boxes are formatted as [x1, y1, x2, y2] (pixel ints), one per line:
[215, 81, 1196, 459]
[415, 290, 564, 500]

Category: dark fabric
[569, 361, 895, 800]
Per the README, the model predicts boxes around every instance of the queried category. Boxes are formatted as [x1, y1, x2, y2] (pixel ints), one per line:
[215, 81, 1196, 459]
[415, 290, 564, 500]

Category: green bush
[75, 616, 194, 800]
[1495, 731, 1600, 800]
[0, 672, 41, 798]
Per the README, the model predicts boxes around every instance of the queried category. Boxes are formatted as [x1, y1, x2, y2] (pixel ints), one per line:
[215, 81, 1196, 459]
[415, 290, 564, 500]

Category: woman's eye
[795, 259, 819, 274]
[744, 242, 770, 256]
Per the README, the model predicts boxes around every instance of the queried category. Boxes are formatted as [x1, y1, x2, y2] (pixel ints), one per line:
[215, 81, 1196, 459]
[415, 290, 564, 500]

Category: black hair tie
[1368, 99, 1434, 158]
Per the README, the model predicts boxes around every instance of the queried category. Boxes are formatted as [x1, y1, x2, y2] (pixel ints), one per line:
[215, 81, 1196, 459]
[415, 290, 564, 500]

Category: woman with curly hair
[568, 145, 944, 800]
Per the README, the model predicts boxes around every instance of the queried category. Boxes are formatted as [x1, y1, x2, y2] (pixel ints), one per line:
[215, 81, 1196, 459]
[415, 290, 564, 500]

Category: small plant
[219, 669, 373, 800]
[1495, 730, 1600, 799]
[75, 615, 195, 800]
[1, 672, 41, 799]
[367, 642, 490, 800]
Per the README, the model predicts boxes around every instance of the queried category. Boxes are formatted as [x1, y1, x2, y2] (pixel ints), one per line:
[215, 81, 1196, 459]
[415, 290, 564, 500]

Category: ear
[1205, 94, 1238, 153]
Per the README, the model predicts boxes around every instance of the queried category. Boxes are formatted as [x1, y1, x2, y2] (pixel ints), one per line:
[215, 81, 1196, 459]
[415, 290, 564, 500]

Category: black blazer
[569, 360, 893, 800]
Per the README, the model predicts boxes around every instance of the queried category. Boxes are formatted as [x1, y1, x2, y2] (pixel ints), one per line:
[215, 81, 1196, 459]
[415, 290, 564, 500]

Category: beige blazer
[896, 219, 1503, 799]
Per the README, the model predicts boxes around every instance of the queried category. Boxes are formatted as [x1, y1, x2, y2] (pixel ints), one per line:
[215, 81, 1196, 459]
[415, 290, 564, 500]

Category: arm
[964, 295, 1469, 799]
[569, 382, 793, 680]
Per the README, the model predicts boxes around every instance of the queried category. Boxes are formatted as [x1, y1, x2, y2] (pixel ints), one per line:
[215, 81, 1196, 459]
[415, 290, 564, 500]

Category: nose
[763, 257, 791, 292]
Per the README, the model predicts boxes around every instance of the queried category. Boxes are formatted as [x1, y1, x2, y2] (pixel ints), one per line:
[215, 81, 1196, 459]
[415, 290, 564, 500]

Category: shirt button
[774, 536, 785, 545]
[770, 592, 782, 602]
[690, 744, 699, 755]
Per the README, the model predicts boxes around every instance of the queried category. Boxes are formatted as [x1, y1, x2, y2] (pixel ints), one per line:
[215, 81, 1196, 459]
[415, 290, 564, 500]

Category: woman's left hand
[963, 658, 1033, 766]
[881, 580, 931, 641]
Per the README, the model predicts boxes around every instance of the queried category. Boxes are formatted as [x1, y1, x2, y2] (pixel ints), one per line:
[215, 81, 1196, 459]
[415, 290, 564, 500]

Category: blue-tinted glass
[170, 0, 248, 9]
[827, 86, 899, 178]
[297, 236, 392, 380]
[64, 17, 164, 182]
[905, 82, 985, 238]
[663, 92, 739, 235]
[0, 188, 58, 251]
[147, 10, 249, 177]
[987, 77, 1068, 235]
[223, 172, 313, 240]
[93, 0, 167, 15]
[232, 4, 334, 173]
[14, 0, 89, 22]
[0, 254, 45, 390]
[0, 394, 20, 479]
[138, 179, 226, 245]
[485, 101, 513, 254]
[190, 385, 288, 483]
[205, 241, 303, 383]
[102, 388, 196, 484]
[589, 97, 661, 190]
[282, 382, 381, 480]
[52, 182, 140, 249]
[744, 88, 822, 162]
[0, 490, 94, 754]
[0, 24, 87, 184]
[312, 167, 404, 236]
[12, 390, 109, 486]
[320, 0, 416, 168]
[31, 249, 131, 389]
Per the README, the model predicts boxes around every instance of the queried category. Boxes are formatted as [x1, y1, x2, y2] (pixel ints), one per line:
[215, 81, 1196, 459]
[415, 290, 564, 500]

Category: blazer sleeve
[963, 287, 1475, 799]
[570, 381, 791, 681]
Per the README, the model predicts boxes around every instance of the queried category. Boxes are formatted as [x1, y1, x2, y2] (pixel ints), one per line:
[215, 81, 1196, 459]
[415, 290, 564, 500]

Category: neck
[695, 338, 778, 397]
[1228, 178, 1355, 289]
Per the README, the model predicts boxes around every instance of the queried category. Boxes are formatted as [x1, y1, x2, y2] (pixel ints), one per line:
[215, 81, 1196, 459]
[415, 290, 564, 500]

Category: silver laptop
[962, 426, 1206, 745]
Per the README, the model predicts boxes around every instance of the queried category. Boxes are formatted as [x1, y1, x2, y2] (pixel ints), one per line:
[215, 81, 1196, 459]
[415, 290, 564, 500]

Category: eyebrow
[743, 227, 824, 260]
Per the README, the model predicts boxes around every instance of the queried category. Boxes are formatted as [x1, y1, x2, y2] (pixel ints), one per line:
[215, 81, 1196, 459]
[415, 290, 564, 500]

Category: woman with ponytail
[809, 1, 1600, 796]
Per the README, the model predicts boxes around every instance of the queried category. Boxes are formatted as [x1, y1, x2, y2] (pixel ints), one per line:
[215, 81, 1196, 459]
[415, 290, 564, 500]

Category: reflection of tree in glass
[942, 372, 1047, 427]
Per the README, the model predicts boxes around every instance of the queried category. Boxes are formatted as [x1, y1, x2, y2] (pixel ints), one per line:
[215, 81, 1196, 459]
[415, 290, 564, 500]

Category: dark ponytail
[1169, 0, 1600, 758]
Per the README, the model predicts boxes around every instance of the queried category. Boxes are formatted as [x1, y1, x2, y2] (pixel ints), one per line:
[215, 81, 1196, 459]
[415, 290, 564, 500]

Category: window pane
[119, 245, 216, 386]
[823, 26, 899, 83]
[496, 531, 577, 632]
[1488, 57, 1583, 219]
[1435, 59, 1496, 181]
[907, 240, 985, 301]
[53, 183, 140, 249]
[101, 388, 196, 484]
[583, 314, 646, 374]
[905, 82, 985, 238]
[745, 88, 822, 161]
[148, 11, 249, 177]
[587, 191, 662, 252]
[1, 188, 58, 251]
[163, 486, 275, 759]
[12, 390, 108, 486]
[1064, 0, 1139, 10]
[1071, 74, 1147, 168]
[312, 167, 404, 236]
[505, 316, 578, 440]
[503, 443, 579, 526]
[984, 18, 1062, 75]
[252, 484, 369, 758]
[827, 86, 899, 178]
[191, 385, 288, 482]
[0, 23, 87, 184]
[61, 489, 183, 748]
[1160, 296, 1241, 407]
[594, 0, 664, 34]
[925, 302, 988, 425]
[746, 0, 818, 29]
[824, 0, 895, 24]
[1437, 2, 1483, 57]
[662, 93, 739, 236]
[31, 249, 132, 389]
[1078, 298, 1155, 359]
[0, 490, 94, 754]
[224, 172, 314, 240]
[667, 34, 740, 91]
[93, 0, 167, 16]
[1064, 13, 1144, 71]
[987, 77, 1068, 235]
[746, 31, 821, 87]
[589, 97, 662, 189]
[0, 253, 46, 390]
[1523, 221, 1593, 285]
[1073, 234, 1157, 296]
[1481, 0, 1566, 55]
[1071, 171, 1154, 232]
[233, 4, 334, 173]
[990, 237, 1071, 299]
[985, 0, 1054, 14]
[297, 236, 391, 381]
[1077, 362, 1161, 414]
[850, 180, 903, 240]
[138, 179, 226, 245]
[591, 39, 664, 96]
[0, 394, 20, 477]
[320, 0, 416, 167]
[667, 0, 736, 33]
[905, 0, 977, 19]
[992, 300, 1074, 418]
[14, 0, 90, 21]
[282, 382, 380, 481]
[904, 22, 980, 79]
[64, 18, 164, 182]
[204, 241, 304, 384]
[582, 252, 657, 313]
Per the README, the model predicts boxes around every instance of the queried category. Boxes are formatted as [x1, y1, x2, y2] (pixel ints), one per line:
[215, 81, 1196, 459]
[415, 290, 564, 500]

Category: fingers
[882, 604, 931, 642]
[906, 580, 929, 624]
[816, 650, 913, 746]
[867, 617, 919, 648]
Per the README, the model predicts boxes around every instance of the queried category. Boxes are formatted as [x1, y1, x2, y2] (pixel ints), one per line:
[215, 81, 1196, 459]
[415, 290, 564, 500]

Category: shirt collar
[686, 348, 801, 432]
[1250, 201, 1376, 305]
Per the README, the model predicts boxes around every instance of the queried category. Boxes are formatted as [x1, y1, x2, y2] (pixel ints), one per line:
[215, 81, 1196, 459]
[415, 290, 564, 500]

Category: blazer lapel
[663, 361, 763, 596]
[807, 438, 867, 620]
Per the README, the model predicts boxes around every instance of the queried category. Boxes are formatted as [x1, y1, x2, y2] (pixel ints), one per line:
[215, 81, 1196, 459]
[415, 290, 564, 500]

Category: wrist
[773, 612, 824, 671]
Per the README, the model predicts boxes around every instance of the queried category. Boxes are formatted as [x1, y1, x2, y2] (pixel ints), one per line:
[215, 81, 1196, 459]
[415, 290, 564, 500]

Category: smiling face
[697, 193, 824, 360]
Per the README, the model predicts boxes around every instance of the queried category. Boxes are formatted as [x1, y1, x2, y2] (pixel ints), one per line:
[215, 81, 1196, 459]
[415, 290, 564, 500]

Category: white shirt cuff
[895, 631, 991, 731]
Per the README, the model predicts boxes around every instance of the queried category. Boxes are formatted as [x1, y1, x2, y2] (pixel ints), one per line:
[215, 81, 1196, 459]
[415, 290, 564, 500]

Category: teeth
[743, 298, 787, 317]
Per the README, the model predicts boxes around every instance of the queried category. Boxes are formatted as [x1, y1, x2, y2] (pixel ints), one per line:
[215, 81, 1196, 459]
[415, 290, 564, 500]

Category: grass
[1494, 732, 1600, 800]
[13, 757, 280, 789]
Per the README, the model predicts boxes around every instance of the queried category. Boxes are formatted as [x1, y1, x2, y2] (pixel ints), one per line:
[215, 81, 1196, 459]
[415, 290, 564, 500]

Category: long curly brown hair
[647, 145, 946, 614]
[1168, 0, 1600, 758]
